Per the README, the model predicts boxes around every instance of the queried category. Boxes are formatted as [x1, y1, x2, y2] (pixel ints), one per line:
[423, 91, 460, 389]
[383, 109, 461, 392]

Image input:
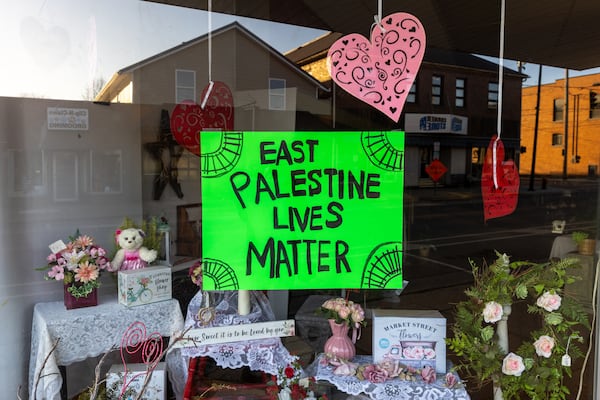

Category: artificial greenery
[447, 252, 589, 400]
[571, 231, 589, 246]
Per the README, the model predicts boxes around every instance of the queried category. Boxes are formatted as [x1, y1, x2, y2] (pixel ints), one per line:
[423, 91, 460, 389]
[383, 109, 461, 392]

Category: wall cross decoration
[145, 109, 184, 200]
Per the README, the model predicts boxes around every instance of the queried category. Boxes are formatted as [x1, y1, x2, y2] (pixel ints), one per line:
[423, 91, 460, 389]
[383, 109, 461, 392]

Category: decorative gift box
[372, 309, 446, 373]
[106, 362, 166, 400]
[118, 266, 172, 307]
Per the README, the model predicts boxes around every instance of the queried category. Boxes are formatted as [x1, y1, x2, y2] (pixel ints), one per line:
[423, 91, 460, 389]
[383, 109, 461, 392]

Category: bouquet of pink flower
[318, 297, 366, 329]
[188, 261, 203, 288]
[37, 232, 114, 298]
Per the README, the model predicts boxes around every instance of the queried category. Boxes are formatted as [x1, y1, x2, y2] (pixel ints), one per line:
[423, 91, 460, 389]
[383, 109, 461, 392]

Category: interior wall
[0, 97, 143, 397]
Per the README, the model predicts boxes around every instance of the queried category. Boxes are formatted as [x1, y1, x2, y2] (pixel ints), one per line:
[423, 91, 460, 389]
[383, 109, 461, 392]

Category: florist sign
[200, 131, 405, 290]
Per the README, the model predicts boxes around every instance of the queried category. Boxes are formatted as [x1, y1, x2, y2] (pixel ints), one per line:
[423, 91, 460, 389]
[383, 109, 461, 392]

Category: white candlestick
[238, 290, 250, 315]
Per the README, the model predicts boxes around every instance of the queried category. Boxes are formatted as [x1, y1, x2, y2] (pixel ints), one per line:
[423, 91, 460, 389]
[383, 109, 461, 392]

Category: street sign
[425, 159, 447, 182]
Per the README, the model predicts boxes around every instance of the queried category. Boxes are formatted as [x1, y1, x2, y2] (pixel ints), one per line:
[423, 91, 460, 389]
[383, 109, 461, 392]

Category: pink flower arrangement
[188, 261, 203, 287]
[318, 297, 366, 328]
[38, 233, 113, 298]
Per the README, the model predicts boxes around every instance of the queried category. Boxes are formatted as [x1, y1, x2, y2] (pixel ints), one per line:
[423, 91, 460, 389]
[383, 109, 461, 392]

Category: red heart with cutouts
[481, 136, 520, 221]
[170, 81, 234, 155]
[327, 12, 426, 122]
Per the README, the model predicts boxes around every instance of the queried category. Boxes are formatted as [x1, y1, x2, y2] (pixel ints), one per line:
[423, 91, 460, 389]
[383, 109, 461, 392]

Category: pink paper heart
[481, 136, 520, 221]
[170, 81, 234, 155]
[327, 12, 426, 122]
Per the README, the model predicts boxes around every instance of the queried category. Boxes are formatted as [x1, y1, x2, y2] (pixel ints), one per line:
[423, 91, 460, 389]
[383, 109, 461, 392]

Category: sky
[2, 1, 600, 100]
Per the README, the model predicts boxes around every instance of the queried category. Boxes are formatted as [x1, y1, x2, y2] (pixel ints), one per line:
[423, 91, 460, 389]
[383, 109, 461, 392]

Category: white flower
[502, 352, 525, 376]
[536, 292, 562, 312]
[482, 301, 503, 323]
[534, 335, 555, 358]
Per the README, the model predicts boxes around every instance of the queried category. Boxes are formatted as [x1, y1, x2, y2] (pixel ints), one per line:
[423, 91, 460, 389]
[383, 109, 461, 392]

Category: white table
[549, 235, 578, 259]
[166, 290, 296, 400]
[309, 354, 470, 400]
[29, 296, 184, 400]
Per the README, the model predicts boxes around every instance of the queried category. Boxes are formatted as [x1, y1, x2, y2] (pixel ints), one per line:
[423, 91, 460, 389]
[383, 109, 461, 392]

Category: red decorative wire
[118, 321, 164, 399]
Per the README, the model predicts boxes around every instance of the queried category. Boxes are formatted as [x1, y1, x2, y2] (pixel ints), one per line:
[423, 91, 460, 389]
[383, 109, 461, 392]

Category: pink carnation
[445, 372, 458, 388]
[420, 365, 436, 384]
[362, 364, 389, 383]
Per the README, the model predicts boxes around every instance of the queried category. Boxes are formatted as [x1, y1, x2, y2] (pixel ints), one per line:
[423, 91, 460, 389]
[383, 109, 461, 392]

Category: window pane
[176, 87, 195, 103]
[270, 78, 285, 90]
[176, 70, 195, 87]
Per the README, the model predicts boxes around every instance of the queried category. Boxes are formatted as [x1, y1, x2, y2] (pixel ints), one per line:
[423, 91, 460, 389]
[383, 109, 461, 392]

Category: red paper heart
[170, 81, 234, 155]
[481, 136, 520, 221]
[327, 12, 426, 122]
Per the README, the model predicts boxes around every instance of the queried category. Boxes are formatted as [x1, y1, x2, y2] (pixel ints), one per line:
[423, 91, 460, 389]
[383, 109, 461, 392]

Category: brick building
[520, 73, 600, 177]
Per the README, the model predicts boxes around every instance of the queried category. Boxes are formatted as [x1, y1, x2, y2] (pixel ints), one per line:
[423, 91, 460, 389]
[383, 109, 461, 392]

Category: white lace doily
[308, 355, 470, 400]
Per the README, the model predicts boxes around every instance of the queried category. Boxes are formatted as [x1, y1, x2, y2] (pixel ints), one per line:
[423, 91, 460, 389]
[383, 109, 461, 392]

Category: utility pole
[562, 69, 569, 180]
[528, 65, 542, 191]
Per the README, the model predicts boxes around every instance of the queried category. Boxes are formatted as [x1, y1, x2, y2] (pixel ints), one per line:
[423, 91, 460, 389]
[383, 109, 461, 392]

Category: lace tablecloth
[29, 297, 184, 400]
[166, 290, 296, 400]
[308, 355, 470, 400]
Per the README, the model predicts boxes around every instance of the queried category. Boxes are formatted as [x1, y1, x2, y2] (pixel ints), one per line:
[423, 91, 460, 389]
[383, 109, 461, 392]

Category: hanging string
[493, 0, 506, 189]
[372, 0, 385, 32]
[201, 0, 214, 109]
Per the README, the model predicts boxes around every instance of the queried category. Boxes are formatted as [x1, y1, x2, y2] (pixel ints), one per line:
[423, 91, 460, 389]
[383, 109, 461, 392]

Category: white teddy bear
[112, 228, 157, 271]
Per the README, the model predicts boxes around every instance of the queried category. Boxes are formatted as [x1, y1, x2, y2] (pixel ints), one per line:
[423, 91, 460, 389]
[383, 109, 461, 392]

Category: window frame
[552, 133, 564, 147]
[269, 78, 286, 111]
[590, 90, 600, 119]
[553, 98, 565, 121]
[175, 69, 196, 104]
[455, 78, 466, 108]
[487, 81, 498, 109]
[431, 75, 443, 106]
[407, 81, 417, 104]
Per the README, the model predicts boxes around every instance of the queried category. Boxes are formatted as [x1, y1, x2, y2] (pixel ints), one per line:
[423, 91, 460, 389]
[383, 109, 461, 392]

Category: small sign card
[173, 319, 295, 348]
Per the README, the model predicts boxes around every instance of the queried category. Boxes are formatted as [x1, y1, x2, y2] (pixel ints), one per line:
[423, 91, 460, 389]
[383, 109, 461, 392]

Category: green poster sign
[200, 131, 404, 290]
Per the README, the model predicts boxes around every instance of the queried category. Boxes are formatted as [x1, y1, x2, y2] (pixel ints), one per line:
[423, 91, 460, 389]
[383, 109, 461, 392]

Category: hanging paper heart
[327, 12, 426, 122]
[481, 135, 520, 221]
[170, 81, 234, 155]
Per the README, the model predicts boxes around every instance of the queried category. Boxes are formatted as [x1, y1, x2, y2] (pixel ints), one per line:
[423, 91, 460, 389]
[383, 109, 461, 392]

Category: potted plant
[37, 232, 114, 309]
[572, 231, 596, 255]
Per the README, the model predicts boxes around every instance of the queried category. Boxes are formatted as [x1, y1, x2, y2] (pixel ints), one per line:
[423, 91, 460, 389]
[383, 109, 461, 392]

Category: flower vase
[324, 319, 355, 360]
[63, 284, 98, 310]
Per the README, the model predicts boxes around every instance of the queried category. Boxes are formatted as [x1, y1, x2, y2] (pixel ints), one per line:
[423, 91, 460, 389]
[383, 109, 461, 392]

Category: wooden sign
[173, 320, 296, 348]
[200, 131, 405, 290]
